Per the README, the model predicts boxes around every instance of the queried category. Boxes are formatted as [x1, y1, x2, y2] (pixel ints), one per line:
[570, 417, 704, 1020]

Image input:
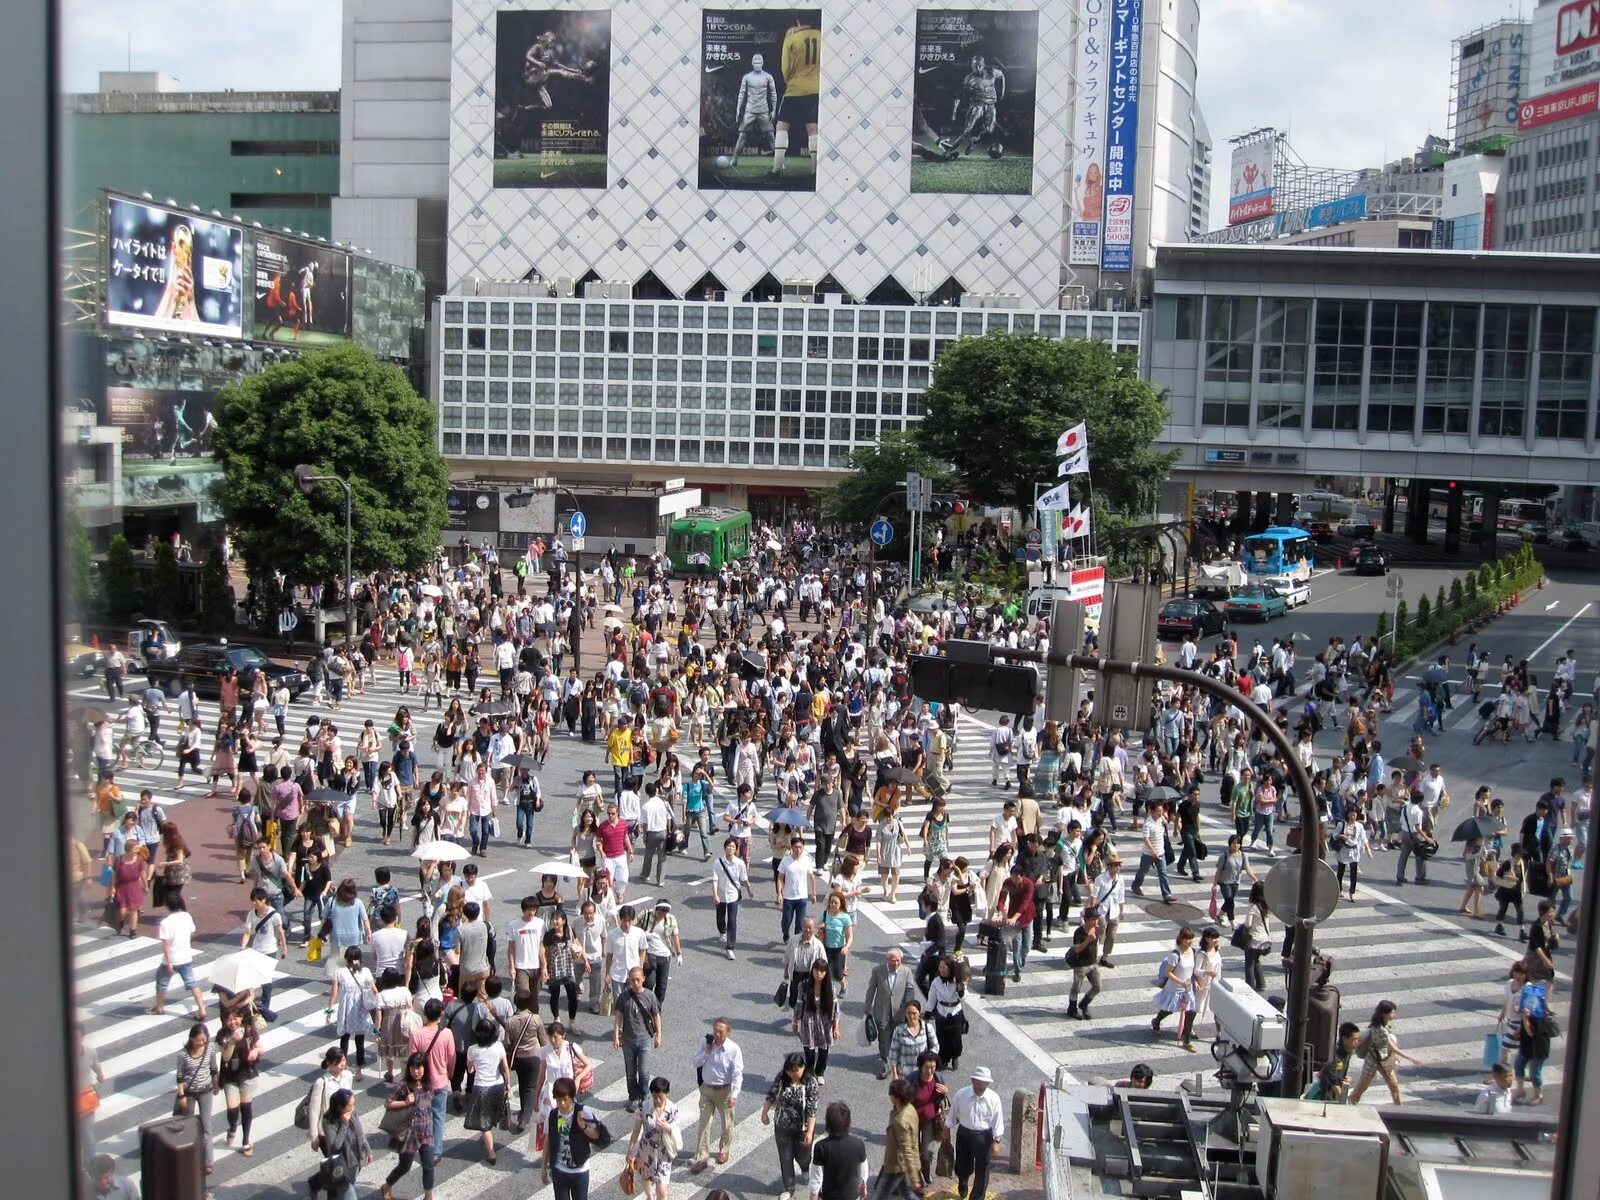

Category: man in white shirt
[152, 895, 206, 1020]
[988, 799, 1019, 854]
[1090, 855, 1127, 966]
[776, 837, 817, 942]
[509, 894, 548, 997]
[710, 838, 752, 960]
[1130, 800, 1176, 903]
[1418, 763, 1448, 814]
[604, 905, 649, 1004]
[1395, 792, 1431, 886]
[946, 1065, 1005, 1200]
[495, 638, 517, 697]
[639, 782, 673, 886]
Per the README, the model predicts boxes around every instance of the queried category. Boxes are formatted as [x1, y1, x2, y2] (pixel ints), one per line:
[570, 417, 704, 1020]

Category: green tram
[666, 507, 753, 573]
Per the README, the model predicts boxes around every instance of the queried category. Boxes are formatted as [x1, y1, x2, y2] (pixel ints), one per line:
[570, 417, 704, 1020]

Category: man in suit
[862, 947, 922, 1080]
[1521, 796, 1558, 870]
[819, 702, 850, 762]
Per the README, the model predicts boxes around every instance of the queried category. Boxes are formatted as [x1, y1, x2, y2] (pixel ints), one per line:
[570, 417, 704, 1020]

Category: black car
[145, 642, 311, 700]
[1353, 547, 1389, 575]
[1560, 531, 1592, 553]
[1156, 597, 1225, 639]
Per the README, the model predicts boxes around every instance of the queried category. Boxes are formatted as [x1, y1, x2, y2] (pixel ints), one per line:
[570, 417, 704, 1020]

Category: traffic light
[927, 493, 967, 518]
[505, 491, 534, 509]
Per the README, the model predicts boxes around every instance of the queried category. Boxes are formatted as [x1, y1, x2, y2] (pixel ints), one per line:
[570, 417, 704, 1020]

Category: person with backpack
[1347, 1000, 1423, 1105]
[987, 717, 1014, 788]
[541, 1075, 611, 1198]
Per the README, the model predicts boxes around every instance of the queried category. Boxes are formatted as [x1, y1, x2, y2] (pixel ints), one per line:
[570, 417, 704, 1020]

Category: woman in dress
[1348, 1000, 1423, 1104]
[329, 945, 379, 1081]
[208, 715, 239, 799]
[375, 967, 420, 1084]
[574, 770, 606, 830]
[463, 1018, 510, 1164]
[792, 958, 842, 1082]
[1332, 806, 1372, 902]
[216, 1005, 260, 1156]
[571, 811, 601, 895]
[379, 1052, 435, 1200]
[580, 680, 600, 743]
[543, 909, 583, 1027]
[1184, 928, 1223, 1052]
[760, 1052, 820, 1200]
[533, 1021, 590, 1148]
[947, 856, 978, 950]
[925, 955, 967, 1071]
[157, 821, 193, 904]
[918, 798, 951, 884]
[109, 835, 148, 939]
[1151, 927, 1198, 1041]
[625, 1076, 682, 1200]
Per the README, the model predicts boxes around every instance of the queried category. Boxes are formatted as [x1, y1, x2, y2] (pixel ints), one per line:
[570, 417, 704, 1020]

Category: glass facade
[1169, 294, 1596, 444]
[435, 299, 1141, 469]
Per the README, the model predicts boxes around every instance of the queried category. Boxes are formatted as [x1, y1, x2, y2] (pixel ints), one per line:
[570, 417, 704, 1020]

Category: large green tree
[820, 431, 953, 534]
[212, 344, 449, 586]
[915, 332, 1177, 515]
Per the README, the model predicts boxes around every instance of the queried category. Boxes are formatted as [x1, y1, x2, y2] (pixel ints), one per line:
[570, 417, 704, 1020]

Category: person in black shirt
[1172, 786, 1204, 882]
[808, 1100, 868, 1200]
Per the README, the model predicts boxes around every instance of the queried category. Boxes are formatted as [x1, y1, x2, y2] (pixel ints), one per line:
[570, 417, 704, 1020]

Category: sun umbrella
[878, 766, 920, 787]
[420, 584, 444, 598]
[502, 753, 541, 771]
[413, 840, 472, 862]
[471, 699, 519, 718]
[765, 808, 809, 828]
[308, 788, 348, 806]
[603, 604, 624, 616]
[1451, 814, 1499, 843]
[529, 860, 590, 879]
[207, 948, 279, 995]
[1143, 785, 1181, 805]
[1290, 631, 1311, 642]
[76, 704, 110, 724]
[1389, 755, 1425, 774]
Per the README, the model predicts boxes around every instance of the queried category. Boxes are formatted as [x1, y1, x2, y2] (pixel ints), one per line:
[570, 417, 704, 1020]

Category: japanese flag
[1062, 504, 1092, 540]
[1055, 422, 1088, 458]
[1058, 446, 1090, 476]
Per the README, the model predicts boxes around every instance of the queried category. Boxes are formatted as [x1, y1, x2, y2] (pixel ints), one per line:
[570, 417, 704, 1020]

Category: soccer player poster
[250, 232, 352, 346]
[493, 10, 612, 188]
[698, 9, 821, 192]
[909, 8, 1039, 195]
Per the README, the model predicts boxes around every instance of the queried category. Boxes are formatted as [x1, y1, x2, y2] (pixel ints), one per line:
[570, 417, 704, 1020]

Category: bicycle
[118, 735, 165, 772]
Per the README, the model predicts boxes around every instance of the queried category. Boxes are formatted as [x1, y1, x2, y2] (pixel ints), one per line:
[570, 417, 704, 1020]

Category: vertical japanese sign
[1069, 0, 1108, 266]
[1100, 0, 1142, 273]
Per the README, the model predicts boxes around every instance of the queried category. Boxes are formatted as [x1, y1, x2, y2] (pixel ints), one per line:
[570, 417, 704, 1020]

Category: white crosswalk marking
[853, 716, 1562, 1103]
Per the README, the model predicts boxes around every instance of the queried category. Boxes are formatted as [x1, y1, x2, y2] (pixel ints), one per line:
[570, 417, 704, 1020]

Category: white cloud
[61, 0, 341, 92]
[1198, 0, 1529, 227]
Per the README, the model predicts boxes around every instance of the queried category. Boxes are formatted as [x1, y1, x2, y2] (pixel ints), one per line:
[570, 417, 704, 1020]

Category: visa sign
[1558, 0, 1600, 55]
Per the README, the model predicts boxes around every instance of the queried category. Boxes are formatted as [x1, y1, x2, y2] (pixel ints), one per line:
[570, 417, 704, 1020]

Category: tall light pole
[294, 465, 354, 649]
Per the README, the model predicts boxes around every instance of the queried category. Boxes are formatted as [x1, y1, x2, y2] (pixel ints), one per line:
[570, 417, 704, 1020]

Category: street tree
[212, 344, 449, 588]
[915, 332, 1176, 515]
[103, 533, 138, 621]
[820, 431, 953, 532]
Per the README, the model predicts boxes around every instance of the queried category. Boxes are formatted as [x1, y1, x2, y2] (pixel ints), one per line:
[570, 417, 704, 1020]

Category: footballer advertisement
[493, 10, 613, 189]
[105, 196, 244, 338]
[251, 232, 352, 345]
[909, 8, 1039, 195]
[698, 9, 821, 192]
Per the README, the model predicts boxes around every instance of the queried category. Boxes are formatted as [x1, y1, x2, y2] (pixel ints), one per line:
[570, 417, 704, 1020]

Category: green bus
[667, 507, 753, 573]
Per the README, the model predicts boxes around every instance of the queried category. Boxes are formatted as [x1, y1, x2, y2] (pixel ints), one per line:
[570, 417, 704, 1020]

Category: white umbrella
[420, 584, 444, 598]
[529, 860, 589, 880]
[413, 840, 472, 862]
[208, 948, 278, 994]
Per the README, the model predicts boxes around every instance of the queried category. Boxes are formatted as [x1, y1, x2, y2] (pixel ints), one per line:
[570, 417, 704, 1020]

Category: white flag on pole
[1058, 446, 1090, 476]
[1035, 482, 1072, 512]
[1055, 422, 1088, 458]
[1062, 504, 1092, 540]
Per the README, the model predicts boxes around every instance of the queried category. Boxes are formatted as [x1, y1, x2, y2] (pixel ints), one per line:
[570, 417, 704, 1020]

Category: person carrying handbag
[173, 1022, 218, 1173]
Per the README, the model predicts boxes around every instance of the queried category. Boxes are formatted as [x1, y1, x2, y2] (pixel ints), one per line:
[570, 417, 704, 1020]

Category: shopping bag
[1207, 886, 1219, 920]
[1482, 1032, 1501, 1070]
[307, 937, 325, 964]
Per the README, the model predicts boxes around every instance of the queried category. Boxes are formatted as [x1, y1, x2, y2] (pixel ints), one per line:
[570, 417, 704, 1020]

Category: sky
[64, 0, 1534, 229]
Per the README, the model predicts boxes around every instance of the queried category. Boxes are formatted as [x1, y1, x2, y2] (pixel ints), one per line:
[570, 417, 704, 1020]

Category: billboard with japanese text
[493, 10, 613, 189]
[250, 232, 352, 346]
[1228, 141, 1275, 225]
[1100, 0, 1142, 271]
[1069, 0, 1108, 265]
[698, 9, 821, 192]
[909, 8, 1039, 195]
[105, 196, 243, 338]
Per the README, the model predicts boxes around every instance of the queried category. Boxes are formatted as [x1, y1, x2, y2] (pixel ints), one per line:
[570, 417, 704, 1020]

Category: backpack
[231, 806, 261, 845]
[628, 681, 648, 709]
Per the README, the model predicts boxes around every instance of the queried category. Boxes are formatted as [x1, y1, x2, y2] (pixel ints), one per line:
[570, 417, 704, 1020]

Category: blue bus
[1241, 526, 1313, 582]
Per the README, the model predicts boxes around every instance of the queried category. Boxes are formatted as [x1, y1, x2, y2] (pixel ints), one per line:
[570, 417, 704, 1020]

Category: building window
[1154, 295, 1200, 341]
[1256, 298, 1310, 429]
[1201, 296, 1255, 427]
[230, 139, 337, 157]
[1536, 305, 1596, 439]
[1311, 299, 1365, 431]
[1479, 305, 1531, 437]
[1422, 303, 1478, 434]
[1365, 301, 1422, 433]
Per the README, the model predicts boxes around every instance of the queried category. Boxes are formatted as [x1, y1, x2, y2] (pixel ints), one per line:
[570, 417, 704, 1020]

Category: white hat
[970, 1066, 993, 1083]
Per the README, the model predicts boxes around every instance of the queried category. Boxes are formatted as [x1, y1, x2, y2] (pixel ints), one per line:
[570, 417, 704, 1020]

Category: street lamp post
[293, 465, 354, 650]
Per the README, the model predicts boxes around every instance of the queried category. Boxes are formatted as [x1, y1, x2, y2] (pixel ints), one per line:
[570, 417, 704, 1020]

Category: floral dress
[389, 1081, 435, 1157]
[633, 1100, 681, 1183]
[792, 990, 840, 1052]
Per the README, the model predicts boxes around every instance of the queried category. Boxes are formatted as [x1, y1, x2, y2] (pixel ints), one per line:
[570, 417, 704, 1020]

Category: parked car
[1308, 521, 1335, 544]
[1224, 584, 1289, 621]
[1560, 530, 1592, 553]
[144, 642, 311, 701]
[1353, 547, 1389, 575]
[1523, 523, 1551, 544]
[1156, 597, 1225, 639]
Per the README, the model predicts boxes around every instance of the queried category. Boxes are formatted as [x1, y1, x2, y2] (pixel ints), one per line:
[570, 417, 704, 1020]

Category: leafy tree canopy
[820, 431, 954, 535]
[212, 344, 448, 587]
[915, 332, 1177, 515]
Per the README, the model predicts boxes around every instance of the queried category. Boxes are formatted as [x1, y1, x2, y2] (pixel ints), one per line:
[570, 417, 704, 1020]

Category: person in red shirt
[597, 802, 634, 897]
[997, 867, 1036, 983]
[406, 998, 456, 1187]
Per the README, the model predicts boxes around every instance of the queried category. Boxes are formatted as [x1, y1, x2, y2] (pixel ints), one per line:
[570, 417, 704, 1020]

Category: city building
[1147, 243, 1600, 543]
[67, 72, 341, 239]
[1449, 19, 1531, 152]
[1498, 0, 1600, 252]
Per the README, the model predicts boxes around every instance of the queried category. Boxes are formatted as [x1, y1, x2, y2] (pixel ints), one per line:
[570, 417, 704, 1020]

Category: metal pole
[995, 646, 1324, 1097]
[865, 487, 908, 628]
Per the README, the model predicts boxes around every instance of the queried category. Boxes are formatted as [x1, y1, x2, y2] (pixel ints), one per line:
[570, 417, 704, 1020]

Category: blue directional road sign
[870, 518, 894, 546]
[569, 511, 587, 539]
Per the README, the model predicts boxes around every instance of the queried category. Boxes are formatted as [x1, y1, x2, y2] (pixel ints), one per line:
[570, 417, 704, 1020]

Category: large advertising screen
[104, 387, 217, 461]
[909, 9, 1039, 195]
[698, 9, 821, 192]
[105, 197, 243, 338]
[1227, 141, 1275, 225]
[1069, 0, 1109, 265]
[493, 10, 612, 189]
[1100, 0, 1142, 271]
[251, 232, 352, 345]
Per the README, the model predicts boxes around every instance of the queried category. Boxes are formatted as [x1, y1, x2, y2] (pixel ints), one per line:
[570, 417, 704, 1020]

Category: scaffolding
[1449, 18, 1531, 153]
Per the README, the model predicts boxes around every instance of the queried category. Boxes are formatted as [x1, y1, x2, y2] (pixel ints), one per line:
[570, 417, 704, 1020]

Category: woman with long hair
[791, 958, 842, 1082]
[542, 909, 582, 1026]
[925, 954, 967, 1070]
[759, 1052, 820, 1200]
[1241, 880, 1271, 991]
[1348, 1000, 1423, 1104]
